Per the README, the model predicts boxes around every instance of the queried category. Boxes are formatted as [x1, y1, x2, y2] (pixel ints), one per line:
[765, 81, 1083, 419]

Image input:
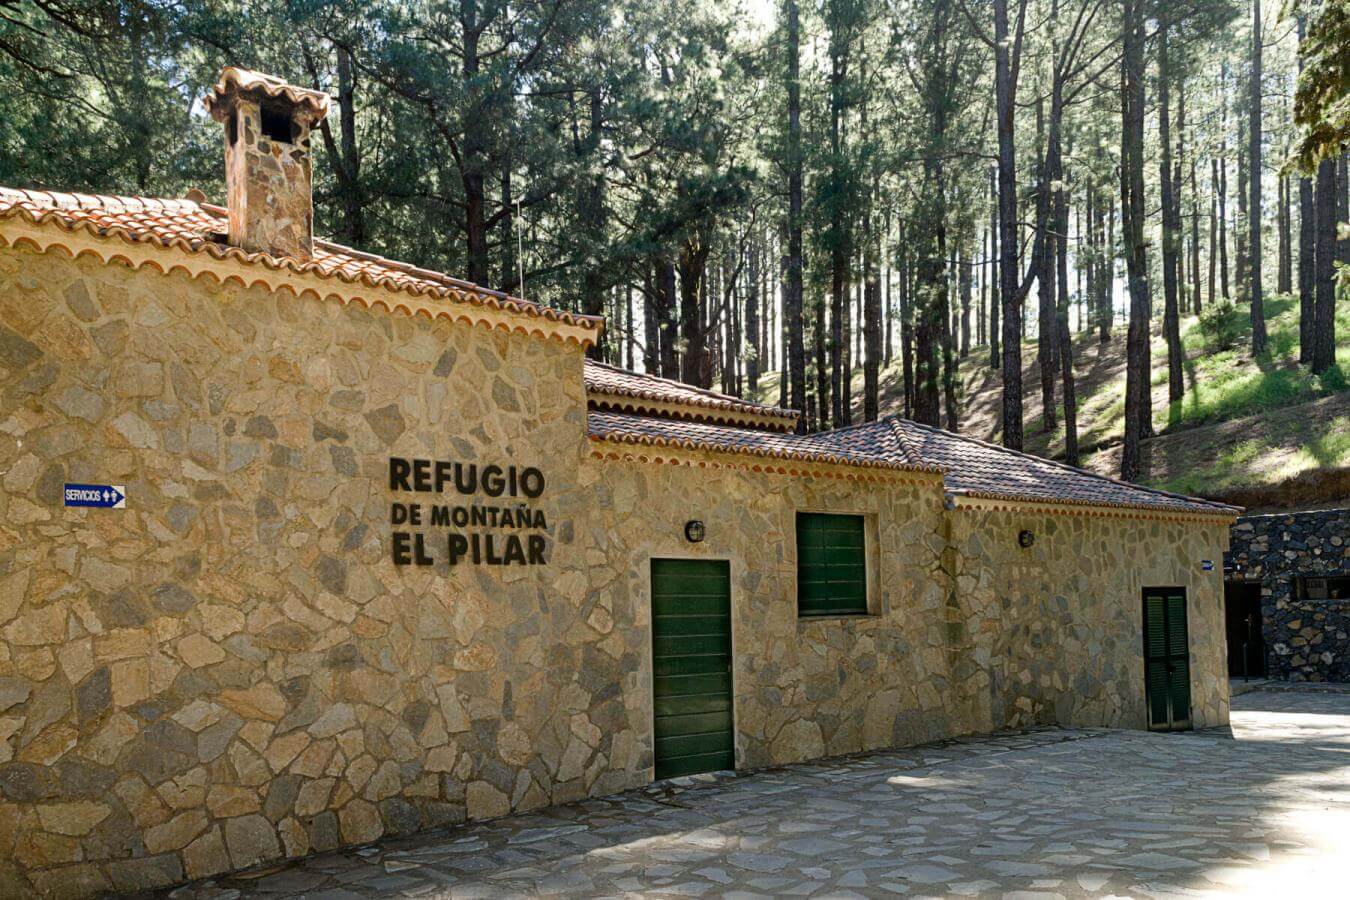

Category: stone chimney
[203, 68, 331, 259]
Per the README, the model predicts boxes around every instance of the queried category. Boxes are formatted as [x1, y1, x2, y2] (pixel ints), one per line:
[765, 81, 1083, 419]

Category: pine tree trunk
[1055, 155, 1077, 463]
[828, 17, 850, 429]
[323, 46, 366, 249]
[1210, 158, 1220, 306]
[989, 167, 1001, 369]
[864, 272, 881, 422]
[579, 90, 608, 361]
[1159, 24, 1183, 407]
[1249, 0, 1267, 354]
[1085, 189, 1096, 339]
[995, 0, 1024, 449]
[1190, 146, 1203, 314]
[1175, 69, 1189, 315]
[1312, 159, 1338, 373]
[729, 257, 743, 395]
[461, 4, 491, 286]
[1219, 66, 1231, 301]
[864, 191, 882, 422]
[1101, 197, 1115, 342]
[625, 284, 634, 369]
[657, 257, 679, 378]
[1278, 176, 1292, 295]
[1236, 114, 1250, 305]
[1036, 94, 1058, 433]
[1075, 199, 1085, 334]
[678, 237, 712, 386]
[884, 207, 894, 368]
[901, 234, 915, 420]
[644, 266, 660, 373]
[747, 237, 760, 395]
[915, 193, 946, 428]
[979, 220, 988, 348]
[1059, 309, 1078, 466]
[960, 245, 972, 359]
[1121, 0, 1153, 481]
[1339, 154, 1348, 267]
[1298, 17, 1316, 362]
[785, 0, 808, 429]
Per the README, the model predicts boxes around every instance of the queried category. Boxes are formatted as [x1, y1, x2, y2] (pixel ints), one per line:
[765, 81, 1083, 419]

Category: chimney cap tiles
[204, 66, 331, 127]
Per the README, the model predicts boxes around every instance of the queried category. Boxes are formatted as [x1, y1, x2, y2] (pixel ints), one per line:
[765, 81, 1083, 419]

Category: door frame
[1223, 579, 1267, 678]
[647, 556, 738, 779]
[1141, 586, 1192, 732]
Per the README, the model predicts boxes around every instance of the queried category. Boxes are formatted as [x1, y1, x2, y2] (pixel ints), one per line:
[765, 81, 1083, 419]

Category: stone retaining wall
[1226, 509, 1350, 681]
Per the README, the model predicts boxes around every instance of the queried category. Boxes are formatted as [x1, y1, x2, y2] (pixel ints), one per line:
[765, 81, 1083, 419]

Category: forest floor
[757, 292, 1350, 511]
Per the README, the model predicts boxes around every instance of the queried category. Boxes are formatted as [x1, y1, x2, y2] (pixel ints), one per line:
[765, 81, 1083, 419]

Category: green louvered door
[1143, 588, 1192, 731]
[651, 559, 734, 779]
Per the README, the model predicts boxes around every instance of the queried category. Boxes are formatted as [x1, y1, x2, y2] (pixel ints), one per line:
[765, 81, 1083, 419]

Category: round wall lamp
[684, 520, 706, 543]
[1017, 529, 1036, 549]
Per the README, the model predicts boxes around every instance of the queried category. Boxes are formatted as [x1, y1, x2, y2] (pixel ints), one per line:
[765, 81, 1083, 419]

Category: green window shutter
[796, 513, 868, 617]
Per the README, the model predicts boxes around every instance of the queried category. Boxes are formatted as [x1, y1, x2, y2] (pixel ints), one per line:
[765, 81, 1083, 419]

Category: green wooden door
[1143, 588, 1192, 731]
[651, 559, 734, 779]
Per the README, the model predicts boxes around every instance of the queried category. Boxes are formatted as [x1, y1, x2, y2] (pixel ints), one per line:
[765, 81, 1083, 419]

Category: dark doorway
[1143, 588, 1192, 731]
[1224, 581, 1267, 678]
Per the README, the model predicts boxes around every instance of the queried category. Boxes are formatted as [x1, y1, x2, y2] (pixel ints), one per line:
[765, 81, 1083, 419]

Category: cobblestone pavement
[160, 688, 1350, 899]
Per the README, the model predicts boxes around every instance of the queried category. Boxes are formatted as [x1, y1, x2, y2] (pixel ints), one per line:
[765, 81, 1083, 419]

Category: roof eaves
[586, 396, 799, 433]
[587, 429, 930, 474]
[0, 200, 605, 344]
[585, 414, 942, 476]
[945, 488, 1242, 520]
[584, 360, 800, 423]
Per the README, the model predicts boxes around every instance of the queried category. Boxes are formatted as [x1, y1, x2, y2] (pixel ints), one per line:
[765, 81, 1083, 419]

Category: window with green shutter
[796, 512, 869, 617]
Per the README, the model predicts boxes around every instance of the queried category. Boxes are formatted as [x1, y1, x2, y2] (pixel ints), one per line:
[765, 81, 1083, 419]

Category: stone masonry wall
[580, 452, 978, 766]
[0, 244, 1233, 897]
[576, 454, 1233, 767]
[1225, 509, 1350, 682]
[950, 510, 1231, 731]
[0, 248, 627, 897]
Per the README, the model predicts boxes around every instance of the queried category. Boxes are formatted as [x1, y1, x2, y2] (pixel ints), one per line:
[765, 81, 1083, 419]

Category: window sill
[797, 612, 880, 624]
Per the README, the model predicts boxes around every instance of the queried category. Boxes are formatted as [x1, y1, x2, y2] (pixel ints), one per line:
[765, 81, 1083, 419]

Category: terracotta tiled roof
[588, 411, 938, 473]
[203, 67, 331, 123]
[889, 419, 1239, 516]
[584, 361, 800, 431]
[586, 396, 1236, 516]
[0, 187, 603, 340]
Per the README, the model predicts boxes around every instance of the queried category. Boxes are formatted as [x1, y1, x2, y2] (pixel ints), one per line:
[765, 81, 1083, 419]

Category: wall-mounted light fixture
[684, 520, 706, 543]
[1018, 529, 1035, 549]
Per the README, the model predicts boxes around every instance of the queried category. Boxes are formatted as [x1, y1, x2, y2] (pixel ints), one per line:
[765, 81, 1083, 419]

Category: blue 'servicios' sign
[64, 483, 126, 509]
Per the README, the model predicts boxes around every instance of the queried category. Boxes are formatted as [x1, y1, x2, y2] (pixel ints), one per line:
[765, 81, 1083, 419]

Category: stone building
[0, 69, 1238, 897]
[1224, 508, 1350, 682]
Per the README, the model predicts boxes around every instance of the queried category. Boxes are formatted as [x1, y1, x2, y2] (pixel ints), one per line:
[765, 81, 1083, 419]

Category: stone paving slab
[155, 689, 1350, 899]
